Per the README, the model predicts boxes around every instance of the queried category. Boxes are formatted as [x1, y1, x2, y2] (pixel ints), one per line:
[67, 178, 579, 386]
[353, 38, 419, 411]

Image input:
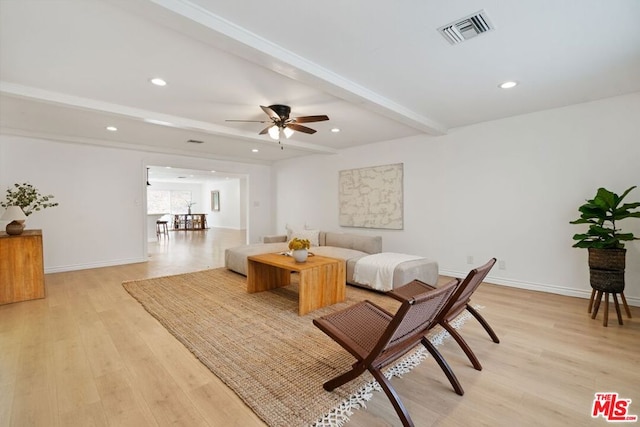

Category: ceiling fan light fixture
[283, 127, 294, 138]
[268, 125, 280, 140]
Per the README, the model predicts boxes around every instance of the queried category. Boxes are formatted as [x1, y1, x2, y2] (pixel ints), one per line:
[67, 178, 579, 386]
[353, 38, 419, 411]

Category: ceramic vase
[292, 249, 308, 263]
[6, 221, 25, 235]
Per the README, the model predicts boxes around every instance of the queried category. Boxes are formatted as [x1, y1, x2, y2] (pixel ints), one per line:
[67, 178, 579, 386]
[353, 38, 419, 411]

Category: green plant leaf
[572, 233, 591, 240]
[617, 233, 637, 241]
[617, 202, 640, 211]
[586, 224, 613, 235]
[616, 212, 640, 220]
[569, 218, 597, 225]
[618, 185, 637, 202]
[578, 204, 606, 214]
[594, 187, 617, 210]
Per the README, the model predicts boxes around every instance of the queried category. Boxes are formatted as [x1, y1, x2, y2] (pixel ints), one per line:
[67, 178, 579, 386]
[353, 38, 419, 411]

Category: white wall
[273, 93, 640, 305]
[205, 178, 244, 230]
[0, 136, 273, 272]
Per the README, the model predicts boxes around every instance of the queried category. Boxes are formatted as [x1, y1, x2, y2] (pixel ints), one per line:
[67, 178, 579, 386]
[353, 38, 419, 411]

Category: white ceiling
[147, 165, 243, 185]
[1, 0, 639, 165]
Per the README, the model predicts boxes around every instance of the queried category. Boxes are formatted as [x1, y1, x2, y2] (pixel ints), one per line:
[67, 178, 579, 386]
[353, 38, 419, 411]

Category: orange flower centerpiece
[288, 237, 311, 263]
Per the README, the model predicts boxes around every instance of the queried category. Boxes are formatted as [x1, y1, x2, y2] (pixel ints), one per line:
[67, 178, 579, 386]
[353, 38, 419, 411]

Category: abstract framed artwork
[338, 163, 403, 229]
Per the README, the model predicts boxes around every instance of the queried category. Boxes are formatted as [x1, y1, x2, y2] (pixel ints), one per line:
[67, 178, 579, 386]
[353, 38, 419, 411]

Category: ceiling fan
[226, 104, 329, 140]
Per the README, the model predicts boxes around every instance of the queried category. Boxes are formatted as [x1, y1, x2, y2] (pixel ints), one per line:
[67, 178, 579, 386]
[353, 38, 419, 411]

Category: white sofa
[225, 231, 382, 283]
[225, 231, 440, 290]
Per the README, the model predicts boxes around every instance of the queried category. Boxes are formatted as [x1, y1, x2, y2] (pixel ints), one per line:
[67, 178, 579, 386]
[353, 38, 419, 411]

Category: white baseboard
[45, 257, 147, 274]
[439, 268, 640, 308]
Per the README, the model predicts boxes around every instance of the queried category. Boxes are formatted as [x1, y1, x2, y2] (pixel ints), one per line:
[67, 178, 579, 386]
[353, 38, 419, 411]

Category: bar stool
[156, 220, 169, 238]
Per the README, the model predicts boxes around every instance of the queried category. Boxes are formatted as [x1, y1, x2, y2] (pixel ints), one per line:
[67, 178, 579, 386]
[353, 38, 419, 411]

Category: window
[147, 190, 193, 214]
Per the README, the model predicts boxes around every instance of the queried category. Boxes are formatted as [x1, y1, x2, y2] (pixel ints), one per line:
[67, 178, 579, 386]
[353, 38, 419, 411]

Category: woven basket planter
[589, 269, 625, 293]
[589, 248, 627, 270]
[588, 248, 626, 270]
[588, 248, 626, 292]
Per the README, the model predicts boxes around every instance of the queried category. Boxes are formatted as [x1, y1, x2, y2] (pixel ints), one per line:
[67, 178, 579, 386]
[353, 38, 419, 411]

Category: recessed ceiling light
[499, 81, 518, 89]
[165, 166, 172, 169]
[252, 149, 259, 153]
[150, 78, 167, 86]
[106, 126, 117, 132]
[331, 128, 340, 133]
[211, 170, 216, 173]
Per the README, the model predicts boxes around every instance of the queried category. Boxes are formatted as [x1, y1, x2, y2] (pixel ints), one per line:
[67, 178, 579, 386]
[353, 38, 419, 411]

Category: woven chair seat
[316, 301, 391, 359]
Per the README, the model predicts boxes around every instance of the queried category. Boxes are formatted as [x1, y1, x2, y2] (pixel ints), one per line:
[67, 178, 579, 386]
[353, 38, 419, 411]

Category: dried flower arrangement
[288, 237, 311, 251]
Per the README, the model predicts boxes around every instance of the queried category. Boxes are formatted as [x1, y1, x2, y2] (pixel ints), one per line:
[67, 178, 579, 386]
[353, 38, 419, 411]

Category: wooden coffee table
[247, 253, 346, 315]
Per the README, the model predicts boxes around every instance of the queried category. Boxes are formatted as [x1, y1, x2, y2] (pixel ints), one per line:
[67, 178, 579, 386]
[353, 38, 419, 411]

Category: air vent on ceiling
[187, 139, 204, 144]
[438, 10, 494, 45]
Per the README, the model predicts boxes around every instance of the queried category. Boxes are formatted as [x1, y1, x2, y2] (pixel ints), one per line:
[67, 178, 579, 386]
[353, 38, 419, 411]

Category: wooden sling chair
[391, 258, 498, 372]
[313, 278, 463, 427]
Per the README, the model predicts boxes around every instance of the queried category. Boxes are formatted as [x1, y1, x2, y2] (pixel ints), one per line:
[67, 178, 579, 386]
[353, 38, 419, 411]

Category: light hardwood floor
[1, 229, 638, 426]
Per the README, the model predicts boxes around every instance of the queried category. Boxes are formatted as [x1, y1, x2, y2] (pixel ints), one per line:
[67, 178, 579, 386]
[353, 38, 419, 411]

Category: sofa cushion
[263, 234, 286, 243]
[285, 223, 308, 239]
[289, 228, 320, 247]
[324, 232, 382, 255]
[311, 246, 368, 262]
[225, 242, 288, 276]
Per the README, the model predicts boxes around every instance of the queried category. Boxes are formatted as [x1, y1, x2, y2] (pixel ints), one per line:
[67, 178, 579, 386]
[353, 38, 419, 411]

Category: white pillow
[284, 224, 306, 242]
[289, 229, 320, 247]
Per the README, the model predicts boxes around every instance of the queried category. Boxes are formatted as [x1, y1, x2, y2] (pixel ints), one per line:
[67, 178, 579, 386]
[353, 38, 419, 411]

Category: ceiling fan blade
[260, 105, 280, 121]
[258, 126, 272, 135]
[225, 119, 270, 123]
[287, 123, 316, 134]
[291, 115, 329, 124]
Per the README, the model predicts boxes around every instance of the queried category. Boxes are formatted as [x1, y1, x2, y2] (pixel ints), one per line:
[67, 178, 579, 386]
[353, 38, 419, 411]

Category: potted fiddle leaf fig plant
[570, 186, 640, 293]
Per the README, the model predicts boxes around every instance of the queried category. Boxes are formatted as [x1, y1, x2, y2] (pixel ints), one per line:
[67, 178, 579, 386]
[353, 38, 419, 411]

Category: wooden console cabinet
[0, 229, 45, 305]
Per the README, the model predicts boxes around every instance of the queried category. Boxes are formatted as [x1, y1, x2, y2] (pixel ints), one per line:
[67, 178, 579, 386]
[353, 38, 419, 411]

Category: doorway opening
[144, 165, 248, 254]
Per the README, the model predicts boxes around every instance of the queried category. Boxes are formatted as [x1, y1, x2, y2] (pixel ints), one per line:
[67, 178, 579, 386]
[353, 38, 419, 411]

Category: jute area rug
[123, 268, 470, 427]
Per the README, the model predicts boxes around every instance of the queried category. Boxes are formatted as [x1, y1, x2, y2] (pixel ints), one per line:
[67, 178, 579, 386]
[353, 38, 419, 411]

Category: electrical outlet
[466, 256, 474, 264]
[499, 260, 506, 270]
